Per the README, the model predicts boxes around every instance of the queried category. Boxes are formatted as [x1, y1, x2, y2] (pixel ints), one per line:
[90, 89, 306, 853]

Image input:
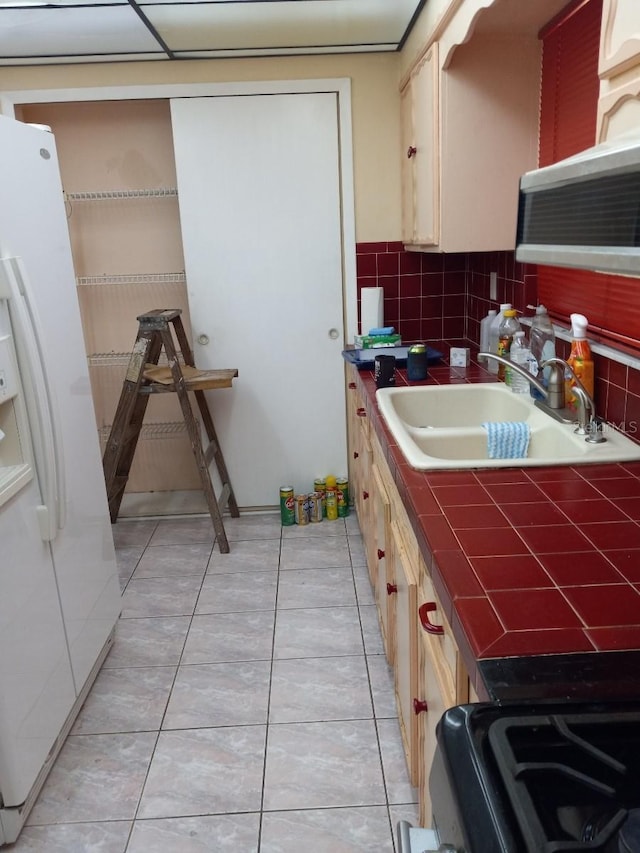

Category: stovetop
[432, 701, 640, 853]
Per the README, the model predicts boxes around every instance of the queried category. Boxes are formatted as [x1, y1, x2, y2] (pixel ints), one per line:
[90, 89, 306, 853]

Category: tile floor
[13, 512, 419, 852]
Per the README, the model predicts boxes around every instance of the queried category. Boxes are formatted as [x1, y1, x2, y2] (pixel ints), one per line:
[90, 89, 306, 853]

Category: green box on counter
[354, 334, 402, 349]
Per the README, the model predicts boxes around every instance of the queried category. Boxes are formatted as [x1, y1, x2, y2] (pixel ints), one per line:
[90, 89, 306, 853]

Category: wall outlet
[489, 271, 497, 301]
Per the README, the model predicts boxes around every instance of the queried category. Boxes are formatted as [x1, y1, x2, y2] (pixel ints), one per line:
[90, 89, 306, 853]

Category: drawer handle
[348, 382, 356, 389]
[353, 451, 359, 459]
[363, 490, 369, 500]
[419, 602, 444, 636]
[386, 582, 397, 595]
[356, 407, 366, 417]
[377, 548, 385, 560]
[413, 698, 428, 715]
[407, 145, 417, 159]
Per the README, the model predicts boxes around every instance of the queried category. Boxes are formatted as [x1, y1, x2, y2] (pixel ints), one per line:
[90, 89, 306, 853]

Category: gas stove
[429, 701, 640, 853]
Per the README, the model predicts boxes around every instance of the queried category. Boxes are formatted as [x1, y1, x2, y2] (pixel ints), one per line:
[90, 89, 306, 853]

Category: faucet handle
[540, 358, 566, 409]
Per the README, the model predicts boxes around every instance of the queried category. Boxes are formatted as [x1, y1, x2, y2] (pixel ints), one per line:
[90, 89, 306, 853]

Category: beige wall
[0, 52, 405, 243]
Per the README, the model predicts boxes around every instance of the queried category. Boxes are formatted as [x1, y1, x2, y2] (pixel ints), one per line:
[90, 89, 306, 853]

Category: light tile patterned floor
[15, 513, 419, 852]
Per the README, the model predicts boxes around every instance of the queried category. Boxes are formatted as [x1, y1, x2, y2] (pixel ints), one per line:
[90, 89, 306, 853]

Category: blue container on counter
[407, 344, 428, 381]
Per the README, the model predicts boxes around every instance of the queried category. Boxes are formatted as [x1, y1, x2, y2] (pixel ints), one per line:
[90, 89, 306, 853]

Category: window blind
[536, 0, 640, 350]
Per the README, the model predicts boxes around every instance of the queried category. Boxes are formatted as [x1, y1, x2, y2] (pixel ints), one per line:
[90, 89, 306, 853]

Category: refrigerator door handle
[0, 256, 66, 539]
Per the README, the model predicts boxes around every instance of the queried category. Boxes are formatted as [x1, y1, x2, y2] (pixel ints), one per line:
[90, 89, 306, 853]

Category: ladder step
[218, 482, 231, 511]
[204, 440, 219, 467]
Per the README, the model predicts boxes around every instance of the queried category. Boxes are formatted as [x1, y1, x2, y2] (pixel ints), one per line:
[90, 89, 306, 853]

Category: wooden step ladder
[102, 308, 240, 553]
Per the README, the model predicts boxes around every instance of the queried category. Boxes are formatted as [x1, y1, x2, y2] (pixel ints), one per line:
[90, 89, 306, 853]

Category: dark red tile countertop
[351, 345, 640, 700]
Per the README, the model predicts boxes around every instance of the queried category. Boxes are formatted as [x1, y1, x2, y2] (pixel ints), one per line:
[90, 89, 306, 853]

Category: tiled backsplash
[355, 241, 466, 343]
[355, 241, 640, 442]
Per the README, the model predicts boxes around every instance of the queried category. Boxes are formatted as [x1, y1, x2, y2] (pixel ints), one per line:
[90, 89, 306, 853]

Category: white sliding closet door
[170, 93, 347, 508]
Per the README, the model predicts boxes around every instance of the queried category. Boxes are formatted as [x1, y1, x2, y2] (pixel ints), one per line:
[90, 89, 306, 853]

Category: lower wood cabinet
[371, 465, 394, 664]
[389, 518, 420, 787]
[345, 366, 472, 822]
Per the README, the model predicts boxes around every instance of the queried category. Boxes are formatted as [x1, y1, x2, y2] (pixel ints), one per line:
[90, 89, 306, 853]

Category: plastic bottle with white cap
[480, 309, 497, 355]
[529, 304, 556, 401]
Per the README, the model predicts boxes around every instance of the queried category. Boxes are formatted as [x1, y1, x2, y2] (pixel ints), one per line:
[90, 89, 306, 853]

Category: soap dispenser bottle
[566, 313, 594, 411]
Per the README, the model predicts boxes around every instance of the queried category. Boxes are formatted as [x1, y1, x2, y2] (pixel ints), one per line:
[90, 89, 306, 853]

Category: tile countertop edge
[354, 357, 640, 703]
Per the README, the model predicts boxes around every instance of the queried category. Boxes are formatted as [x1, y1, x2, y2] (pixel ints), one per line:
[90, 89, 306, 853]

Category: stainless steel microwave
[515, 129, 640, 276]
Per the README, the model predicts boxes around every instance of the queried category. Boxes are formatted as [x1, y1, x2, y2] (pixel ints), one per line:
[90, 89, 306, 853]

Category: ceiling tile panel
[145, 0, 415, 51]
[0, 0, 425, 65]
[0, 6, 162, 60]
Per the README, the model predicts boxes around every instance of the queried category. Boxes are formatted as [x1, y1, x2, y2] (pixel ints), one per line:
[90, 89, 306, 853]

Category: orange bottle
[566, 313, 594, 411]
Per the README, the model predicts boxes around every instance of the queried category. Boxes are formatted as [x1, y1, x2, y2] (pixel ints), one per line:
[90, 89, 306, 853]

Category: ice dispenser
[0, 329, 33, 506]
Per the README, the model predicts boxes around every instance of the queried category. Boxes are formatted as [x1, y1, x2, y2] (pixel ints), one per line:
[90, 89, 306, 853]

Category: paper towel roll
[360, 287, 384, 336]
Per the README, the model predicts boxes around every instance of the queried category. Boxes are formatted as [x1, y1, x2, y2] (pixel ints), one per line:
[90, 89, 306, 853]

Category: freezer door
[0, 117, 121, 695]
[0, 485, 76, 808]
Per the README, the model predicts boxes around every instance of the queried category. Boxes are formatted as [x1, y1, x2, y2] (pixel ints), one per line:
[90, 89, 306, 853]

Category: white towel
[482, 422, 530, 459]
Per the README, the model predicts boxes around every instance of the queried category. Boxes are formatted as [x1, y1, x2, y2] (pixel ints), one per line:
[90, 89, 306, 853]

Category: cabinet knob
[377, 548, 385, 560]
[363, 490, 369, 500]
[419, 601, 444, 635]
[348, 382, 356, 390]
[353, 451, 359, 459]
[386, 582, 397, 595]
[356, 407, 366, 417]
[407, 145, 417, 159]
[413, 698, 428, 715]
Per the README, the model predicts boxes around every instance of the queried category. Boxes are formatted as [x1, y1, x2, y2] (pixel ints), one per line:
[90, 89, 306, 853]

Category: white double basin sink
[376, 382, 640, 470]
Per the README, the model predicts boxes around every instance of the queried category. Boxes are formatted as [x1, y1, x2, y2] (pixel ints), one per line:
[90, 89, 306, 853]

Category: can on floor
[308, 492, 323, 523]
[313, 478, 327, 517]
[337, 477, 350, 518]
[325, 488, 338, 520]
[294, 494, 310, 525]
[280, 486, 295, 526]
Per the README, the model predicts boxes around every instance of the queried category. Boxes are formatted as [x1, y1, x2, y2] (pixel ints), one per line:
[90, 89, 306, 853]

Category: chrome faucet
[477, 352, 606, 444]
[543, 356, 604, 441]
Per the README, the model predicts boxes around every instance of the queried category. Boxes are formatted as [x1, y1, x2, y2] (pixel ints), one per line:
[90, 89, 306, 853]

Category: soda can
[313, 478, 327, 518]
[294, 494, 309, 525]
[325, 488, 338, 521]
[280, 486, 295, 526]
[308, 492, 323, 523]
[337, 477, 350, 518]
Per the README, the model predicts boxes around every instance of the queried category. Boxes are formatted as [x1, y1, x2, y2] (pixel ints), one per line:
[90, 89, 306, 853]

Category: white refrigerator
[0, 116, 121, 844]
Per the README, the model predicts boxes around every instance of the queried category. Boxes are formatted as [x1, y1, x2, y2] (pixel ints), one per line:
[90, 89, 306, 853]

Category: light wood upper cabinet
[599, 0, 640, 78]
[597, 1, 640, 141]
[401, 7, 541, 253]
[401, 44, 440, 247]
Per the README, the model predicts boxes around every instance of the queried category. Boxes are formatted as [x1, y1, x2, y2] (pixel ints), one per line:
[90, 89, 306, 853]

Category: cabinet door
[415, 575, 469, 826]
[371, 465, 394, 663]
[390, 518, 420, 787]
[416, 612, 456, 828]
[599, 0, 640, 78]
[401, 44, 440, 247]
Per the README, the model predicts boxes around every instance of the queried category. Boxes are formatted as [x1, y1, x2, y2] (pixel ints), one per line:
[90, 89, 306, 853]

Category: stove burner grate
[487, 711, 640, 852]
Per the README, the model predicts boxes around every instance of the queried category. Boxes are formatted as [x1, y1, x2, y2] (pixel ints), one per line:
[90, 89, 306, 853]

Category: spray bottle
[566, 313, 594, 411]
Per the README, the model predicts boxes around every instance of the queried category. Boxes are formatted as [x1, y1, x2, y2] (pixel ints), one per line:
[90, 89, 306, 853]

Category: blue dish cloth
[481, 421, 531, 459]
